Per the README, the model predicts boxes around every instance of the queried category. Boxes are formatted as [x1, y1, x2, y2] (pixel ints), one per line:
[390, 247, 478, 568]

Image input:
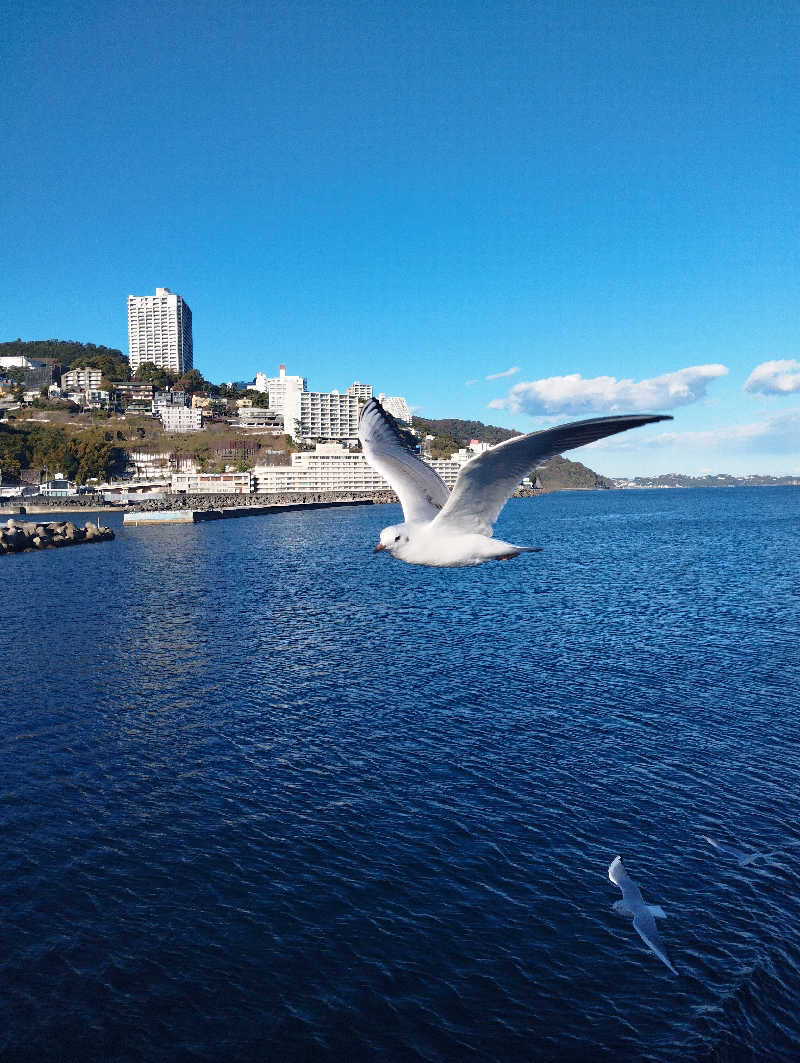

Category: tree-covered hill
[533, 454, 614, 492]
[0, 339, 130, 381]
[0, 420, 127, 485]
[413, 415, 519, 446]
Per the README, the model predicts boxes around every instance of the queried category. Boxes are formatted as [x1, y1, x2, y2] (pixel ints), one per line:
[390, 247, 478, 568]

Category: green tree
[174, 369, 207, 394]
[242, 389, 271, 408]
[133, 362, 171, 389]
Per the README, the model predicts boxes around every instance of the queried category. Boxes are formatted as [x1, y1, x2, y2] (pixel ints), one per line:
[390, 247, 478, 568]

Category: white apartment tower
[128, 287, 193, 375]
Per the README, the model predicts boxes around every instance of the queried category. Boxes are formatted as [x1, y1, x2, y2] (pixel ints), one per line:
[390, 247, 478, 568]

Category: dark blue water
[3, 488, 799, 1062]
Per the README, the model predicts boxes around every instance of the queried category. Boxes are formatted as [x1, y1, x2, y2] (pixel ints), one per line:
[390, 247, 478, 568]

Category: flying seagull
[608, 856, 677, 975]
[358, 398, 672, 566]
[700, 835, 799, 867]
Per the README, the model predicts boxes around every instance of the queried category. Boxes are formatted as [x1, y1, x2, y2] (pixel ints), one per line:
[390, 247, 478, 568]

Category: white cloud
[743, 359, 800, 396]
[464, 378, 479, 388]
[588, 407, 800, 456]
[485, 366, 520, 381]
[488, 364, 729, 415]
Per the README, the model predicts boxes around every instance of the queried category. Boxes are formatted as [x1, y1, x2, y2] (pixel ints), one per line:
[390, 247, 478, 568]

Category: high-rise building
[128, 287, 193, 375]
[299, 391, 360, 442]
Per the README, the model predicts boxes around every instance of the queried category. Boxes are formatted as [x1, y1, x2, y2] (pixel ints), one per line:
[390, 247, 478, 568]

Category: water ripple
[1, 489, 799, 1061]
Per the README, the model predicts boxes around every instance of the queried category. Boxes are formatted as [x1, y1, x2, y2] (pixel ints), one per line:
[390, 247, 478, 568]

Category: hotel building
[61, 367, 102, 391]
[128, 287, 193, 375]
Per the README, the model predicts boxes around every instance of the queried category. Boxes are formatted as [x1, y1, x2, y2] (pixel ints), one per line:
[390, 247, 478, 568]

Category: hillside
[0, 339, 131, 381]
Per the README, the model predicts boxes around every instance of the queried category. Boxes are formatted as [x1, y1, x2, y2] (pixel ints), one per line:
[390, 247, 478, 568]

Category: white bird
[700, 834, 798, 867]
[608, 856, 677, 975]
[358, 398, 672, 566]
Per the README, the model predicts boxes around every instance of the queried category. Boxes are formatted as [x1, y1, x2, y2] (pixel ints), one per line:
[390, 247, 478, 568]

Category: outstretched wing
[632, 909, 678, 975]
[432, 414, 672, 536]
[358, 398, 450, 524]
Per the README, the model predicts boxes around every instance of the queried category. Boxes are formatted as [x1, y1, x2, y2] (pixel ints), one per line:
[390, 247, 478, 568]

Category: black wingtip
[359, 397, 418, 454]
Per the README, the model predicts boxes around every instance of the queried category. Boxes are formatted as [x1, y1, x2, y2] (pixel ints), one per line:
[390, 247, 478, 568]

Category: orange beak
[373, 543, 386, 552]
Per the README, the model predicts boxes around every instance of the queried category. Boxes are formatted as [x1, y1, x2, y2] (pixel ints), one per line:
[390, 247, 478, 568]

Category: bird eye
[394, 535, 401, 542]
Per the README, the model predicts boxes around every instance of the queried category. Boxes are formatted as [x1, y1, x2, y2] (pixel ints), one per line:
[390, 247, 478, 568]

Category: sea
[2, 487, 799, 1063]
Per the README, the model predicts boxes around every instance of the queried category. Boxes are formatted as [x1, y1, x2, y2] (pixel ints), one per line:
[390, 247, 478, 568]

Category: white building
[66, 389, 111, 409]
[171, 470, 252, 494]
[128, 287, 193, 375]
[152, 390, 188, 417]
[62, 366, 102, 391]
[378, 394, 412, 423]
[299, 390, 360, 442]
[425, 440, 492, 489]
[259, 364, 306, 411]
[236, 406, 284, 429]
[346, 381, 373, 400]
[0, 355, 36, 369]
[127, 451, 174, 479]
[40, 474, 79, 497]
[253, 443, 389, 494]
[161, 406, 202, 432]
[250, 364, 307, 437]
[251, 442, 484, 494]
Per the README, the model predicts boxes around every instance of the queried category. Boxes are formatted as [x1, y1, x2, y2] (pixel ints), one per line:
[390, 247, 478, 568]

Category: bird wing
[358, 398, 450, 524]
[632, 909, 678, 975]
[431, 414, 672, 536]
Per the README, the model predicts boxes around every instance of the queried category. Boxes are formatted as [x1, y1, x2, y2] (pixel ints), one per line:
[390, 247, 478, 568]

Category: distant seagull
[608, 856, 678, 975]
[700, 835, 799, 867]
[358, 398, 672, 566]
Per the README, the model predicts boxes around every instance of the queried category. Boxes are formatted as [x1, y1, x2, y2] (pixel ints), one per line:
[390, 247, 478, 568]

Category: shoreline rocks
[0, 518, 115, 555]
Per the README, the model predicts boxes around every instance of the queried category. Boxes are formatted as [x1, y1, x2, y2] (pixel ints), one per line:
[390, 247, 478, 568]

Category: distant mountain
[534, 455, 614, 492]
[614, 473, 800, 488]
[412, 415, 614, 492]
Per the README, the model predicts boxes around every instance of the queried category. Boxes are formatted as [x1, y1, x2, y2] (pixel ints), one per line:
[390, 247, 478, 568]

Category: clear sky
[3, 0, 799, 475]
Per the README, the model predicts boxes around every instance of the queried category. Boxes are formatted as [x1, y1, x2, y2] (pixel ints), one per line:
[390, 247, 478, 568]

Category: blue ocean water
[2, 488, 799, 1062]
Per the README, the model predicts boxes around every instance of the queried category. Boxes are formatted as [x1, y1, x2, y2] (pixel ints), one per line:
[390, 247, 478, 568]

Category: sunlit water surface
[2, 488, 799, 1062]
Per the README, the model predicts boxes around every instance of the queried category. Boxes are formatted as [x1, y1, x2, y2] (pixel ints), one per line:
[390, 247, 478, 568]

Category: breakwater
[123, 498, 380, 526]
[1, 517, 114, 554]
[127, 490, 399, 512]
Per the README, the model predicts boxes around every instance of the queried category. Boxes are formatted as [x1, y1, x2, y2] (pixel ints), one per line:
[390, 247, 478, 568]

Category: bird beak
[373, 543, 386, 552]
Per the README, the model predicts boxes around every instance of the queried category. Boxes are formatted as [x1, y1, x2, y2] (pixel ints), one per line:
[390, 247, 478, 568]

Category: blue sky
[2, 0, 799, 475]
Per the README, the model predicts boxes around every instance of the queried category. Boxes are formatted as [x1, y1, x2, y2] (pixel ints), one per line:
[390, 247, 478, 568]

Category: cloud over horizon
[588, 407, 800, 457]
[743, 359, 800, 396]
[488, 364, 729, 415]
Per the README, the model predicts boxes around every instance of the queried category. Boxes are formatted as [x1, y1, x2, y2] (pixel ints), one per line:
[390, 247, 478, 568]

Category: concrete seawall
[123, 498, 378, 526]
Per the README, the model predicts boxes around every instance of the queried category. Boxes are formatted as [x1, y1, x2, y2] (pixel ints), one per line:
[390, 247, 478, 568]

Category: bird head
[375, 524, 410, 555]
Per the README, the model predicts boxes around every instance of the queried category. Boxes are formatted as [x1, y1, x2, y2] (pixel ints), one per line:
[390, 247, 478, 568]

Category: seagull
[358, 398, 672, 566]
[700, 835, 799, 867]
[608, 856, 677, 975]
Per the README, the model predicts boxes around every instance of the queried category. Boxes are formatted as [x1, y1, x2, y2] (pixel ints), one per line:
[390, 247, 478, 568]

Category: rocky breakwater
[0, 517, 115, 555]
